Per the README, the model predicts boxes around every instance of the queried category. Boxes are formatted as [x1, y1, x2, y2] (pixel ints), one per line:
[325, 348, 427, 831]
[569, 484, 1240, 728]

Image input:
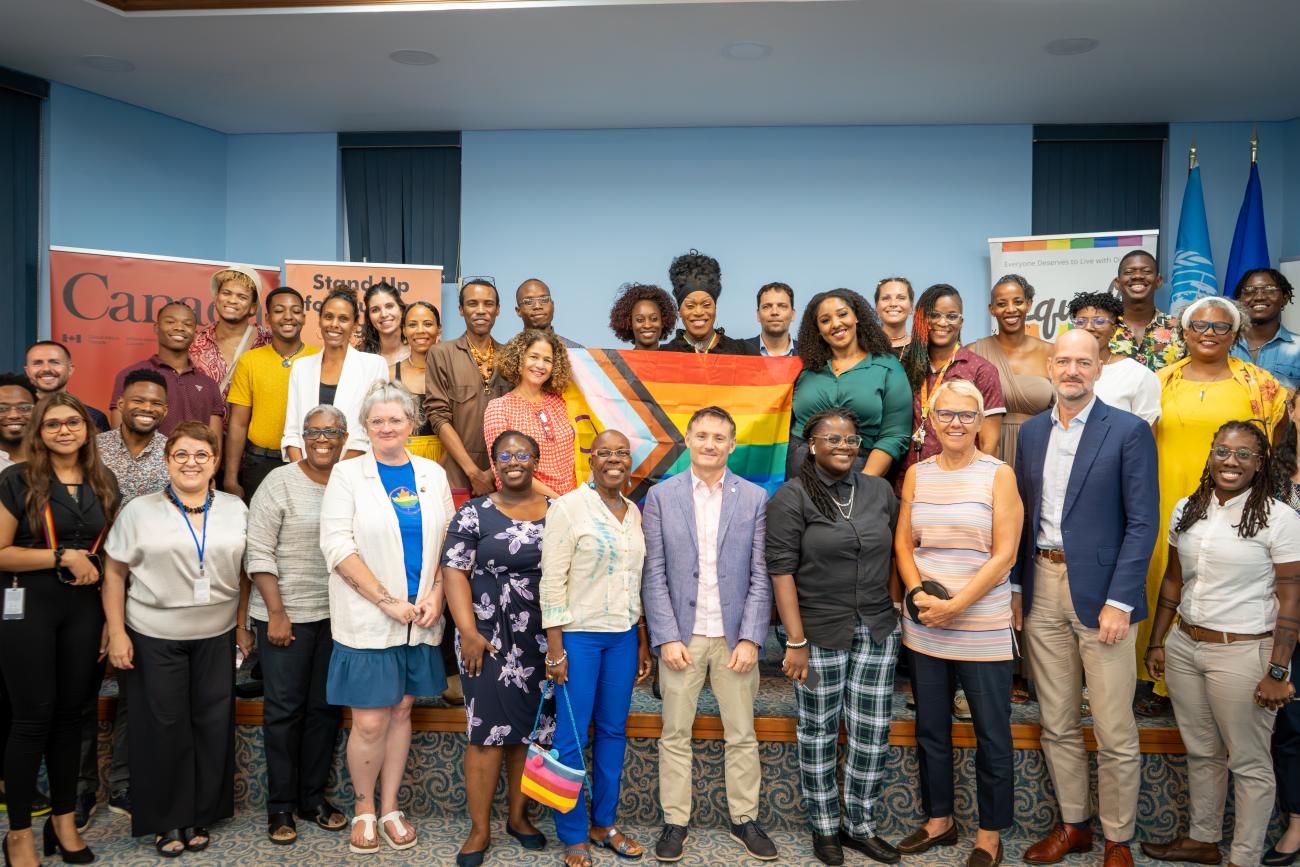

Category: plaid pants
[794, 624, 899, 837]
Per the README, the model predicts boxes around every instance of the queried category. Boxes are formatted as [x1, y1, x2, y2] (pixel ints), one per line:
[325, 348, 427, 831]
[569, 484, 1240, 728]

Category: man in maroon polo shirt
[109, 302, 224, 439]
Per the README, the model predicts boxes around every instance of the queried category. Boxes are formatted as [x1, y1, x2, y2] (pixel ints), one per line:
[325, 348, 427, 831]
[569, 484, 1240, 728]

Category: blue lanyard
[168, 485, 210, 576]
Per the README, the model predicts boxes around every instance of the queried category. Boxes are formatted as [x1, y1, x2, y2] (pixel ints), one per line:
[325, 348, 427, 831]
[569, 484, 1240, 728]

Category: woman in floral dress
[442, 430, 553, 866]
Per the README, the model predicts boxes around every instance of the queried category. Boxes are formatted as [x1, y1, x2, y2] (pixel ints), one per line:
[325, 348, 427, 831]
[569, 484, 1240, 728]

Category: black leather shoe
[1263, 842, 1299, 866]
[839, 831, 900, 864]
[730, 821, 778, 861]
[654, 824, 687, 862]
[811, 833, 843, 865]
[897, 822, 960, 854]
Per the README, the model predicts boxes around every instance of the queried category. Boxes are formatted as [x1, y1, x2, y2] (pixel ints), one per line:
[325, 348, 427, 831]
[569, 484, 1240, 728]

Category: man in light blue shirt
[743, 282, 798, 357]
[1231, 268, 1299, 390]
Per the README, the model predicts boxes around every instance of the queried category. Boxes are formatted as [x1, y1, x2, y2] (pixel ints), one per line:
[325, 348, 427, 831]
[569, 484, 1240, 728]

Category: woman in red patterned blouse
[483, 329, 576, 497]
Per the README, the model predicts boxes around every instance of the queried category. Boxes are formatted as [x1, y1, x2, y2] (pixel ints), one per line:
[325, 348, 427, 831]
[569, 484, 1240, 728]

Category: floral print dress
[442, 497, 554, 746]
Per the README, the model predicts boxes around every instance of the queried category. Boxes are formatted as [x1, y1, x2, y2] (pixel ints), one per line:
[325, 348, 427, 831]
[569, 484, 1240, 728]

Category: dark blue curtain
[1032, 125, 1167, 237]
[0, 70, 46, 371]
[341, 133, 461, 274]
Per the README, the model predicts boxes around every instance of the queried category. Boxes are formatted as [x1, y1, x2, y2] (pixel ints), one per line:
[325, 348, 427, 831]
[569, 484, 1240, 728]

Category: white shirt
[1036, 397, 1095, 550]
[281, 345, 389, 457]
[0, 450, 12, 473]
[1095, 357, 1161, 425]
[691, 470, 725, 638]
[1169, 493, 1300, 634]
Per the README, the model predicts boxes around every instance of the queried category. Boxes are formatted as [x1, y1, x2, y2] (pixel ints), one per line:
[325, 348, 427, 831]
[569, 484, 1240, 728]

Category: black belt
[244, 445, 284, 459]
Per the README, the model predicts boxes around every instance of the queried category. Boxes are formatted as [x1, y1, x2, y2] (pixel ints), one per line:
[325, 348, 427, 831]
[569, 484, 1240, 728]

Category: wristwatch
[1268, 663, 1290, 682]
[53, 545, 66, 568]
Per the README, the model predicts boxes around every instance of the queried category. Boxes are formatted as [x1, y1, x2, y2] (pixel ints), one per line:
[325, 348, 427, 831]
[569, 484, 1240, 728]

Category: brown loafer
[1104, 841, 1136, 866]
[1024, 823, 1093, 864]
[896, 822, 959, 854]
[967, 840, 1002, 867]
[1140, 837, 1223, 864]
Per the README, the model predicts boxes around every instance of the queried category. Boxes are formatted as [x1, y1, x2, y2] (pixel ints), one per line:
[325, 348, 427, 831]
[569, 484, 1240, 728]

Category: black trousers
[252, 618, 340, 815]
[238, 450, 287, 505]
[0, 581, 104, 829]
[77, 662, 129, 797]
[127, 628, 235, 838]
[1274, 670, 1300, 816]
[909, 648, 1013, 831]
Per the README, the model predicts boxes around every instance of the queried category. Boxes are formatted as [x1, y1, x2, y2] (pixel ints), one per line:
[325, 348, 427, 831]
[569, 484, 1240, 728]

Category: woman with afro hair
[608, 283, 677, 350]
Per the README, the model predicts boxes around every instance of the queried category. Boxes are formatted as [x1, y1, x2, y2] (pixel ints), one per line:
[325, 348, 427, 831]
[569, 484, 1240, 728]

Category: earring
[809, 447, 816, 455]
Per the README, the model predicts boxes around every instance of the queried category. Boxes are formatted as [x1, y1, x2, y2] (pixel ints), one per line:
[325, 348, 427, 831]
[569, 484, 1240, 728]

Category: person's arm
[243, 480, 292, 646]
[281, 364, 305, 462]
[426, 350, 494, 494]
[539, 499, 578, 683]
[640, 489, 689, 669]
[222, 403, 252, 498]
[974, 364, 1006, 457]
[1008, 431, 1033, 629]
[893, 466, 922, 594]
[102, 555, 133, 669]
[1143, 545, 1183, 682]
[1134, 368, 1162, 427]
[766, 486, 810, 683]
[730, 492, 770, 673]
[915, 463, 1023, 629]
[1104, 420, 1160, 619]
[235, 571, 254, 657]
[1261, 560, 1300, 709]
[867, 361, 914, 476]
[977, 415, 1002, 457]
[0, 497, 98, 583]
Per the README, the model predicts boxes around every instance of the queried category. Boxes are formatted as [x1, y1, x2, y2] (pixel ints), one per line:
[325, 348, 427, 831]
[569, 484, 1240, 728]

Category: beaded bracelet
[785, 638, 810, 649]
[544, 651, 568, 668]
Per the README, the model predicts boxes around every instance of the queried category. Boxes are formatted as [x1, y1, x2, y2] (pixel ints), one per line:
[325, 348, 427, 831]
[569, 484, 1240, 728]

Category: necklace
[278, 342, 305, 368]
[937, 450, 979, 472]
[168, 488, 215, 514]
[467, 341, 495, 385]
[689, 332, 720, 354]
[829, 483, 855, 521]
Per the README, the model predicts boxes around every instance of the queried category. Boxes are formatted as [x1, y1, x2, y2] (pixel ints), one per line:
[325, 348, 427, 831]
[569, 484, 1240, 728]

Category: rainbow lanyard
[43, 503, 106, 555]
[912, 345, 960, 450]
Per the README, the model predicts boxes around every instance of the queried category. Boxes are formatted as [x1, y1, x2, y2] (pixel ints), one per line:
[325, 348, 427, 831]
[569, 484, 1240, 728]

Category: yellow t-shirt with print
[227, 344, 321, 450]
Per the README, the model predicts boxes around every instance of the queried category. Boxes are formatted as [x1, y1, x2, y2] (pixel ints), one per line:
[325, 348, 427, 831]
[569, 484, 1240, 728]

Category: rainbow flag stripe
[999, 234, 1145, 253]
[565, 350, 802, 500]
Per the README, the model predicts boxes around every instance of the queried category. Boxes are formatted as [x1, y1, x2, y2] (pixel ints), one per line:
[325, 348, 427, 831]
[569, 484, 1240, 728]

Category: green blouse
[790, 354, 913, 460]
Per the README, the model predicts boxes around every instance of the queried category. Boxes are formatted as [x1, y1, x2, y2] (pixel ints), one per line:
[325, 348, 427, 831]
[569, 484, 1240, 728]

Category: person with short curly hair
[190, 266, 271, 398]
[608, 284, 677, 350]
[1066, 291, 1160, 424]
[661, 250, 756, 355]
[483, 329, 576, 497]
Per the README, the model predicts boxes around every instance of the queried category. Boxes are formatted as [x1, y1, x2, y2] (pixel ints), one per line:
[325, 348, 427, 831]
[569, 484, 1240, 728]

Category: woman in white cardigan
[319, 381, 453, 855]
[283, 288, 389, 461]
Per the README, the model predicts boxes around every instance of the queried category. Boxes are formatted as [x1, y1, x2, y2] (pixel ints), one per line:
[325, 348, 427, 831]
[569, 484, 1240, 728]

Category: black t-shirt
[0, 463, 116, 582]
[660, 328, 759, 356]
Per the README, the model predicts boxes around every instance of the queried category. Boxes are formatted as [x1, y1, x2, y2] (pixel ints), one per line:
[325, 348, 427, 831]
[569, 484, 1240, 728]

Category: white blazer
[319, 452, 454, 650]
[281, 345, 389, 457]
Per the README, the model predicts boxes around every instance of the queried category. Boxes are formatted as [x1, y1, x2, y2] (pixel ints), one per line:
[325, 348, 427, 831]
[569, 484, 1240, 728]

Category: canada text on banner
[564, 350, 803, 501]
[48, 247, 281, 412]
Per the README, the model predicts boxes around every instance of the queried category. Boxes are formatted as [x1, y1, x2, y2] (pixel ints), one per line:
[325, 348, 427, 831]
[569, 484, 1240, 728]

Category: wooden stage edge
[98, 698, 1188, 754]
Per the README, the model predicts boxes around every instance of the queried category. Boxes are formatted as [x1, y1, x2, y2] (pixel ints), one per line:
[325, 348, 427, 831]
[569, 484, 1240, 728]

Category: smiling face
[809, 415, 859, 477]
[588, 430, 632, 492]
[1117, 253, 1161, 304]
[214, 279, 256, 325]
[932, 389, 981, 455]
[364, 399, 414, 454]
[367, 289, 403, 339]
[630, 299, 663, 349]
[0, 385, 34, 447]
[926, 294, 963, 349]
[118, 381, 168, 437]
[1074, 305, 1118, 347]
[875, 281, 912, 329]
[757, 288, 795, 338]
[1209, 427, 1261, 496]
[155, 304, 197, 353]
[686, 413, 735, 476]
[318, 297, 356, 349]
[301, 409, 347, 472]
[520, 338, 555, 390]
[679, 291, 717, 341]
[166, 434, 217, 493]
[1049, 329, 1101, 404]
[493, 432, 538, 492]
[515, 281, 555, 330]
[460, 285, 500, 337]
[402, 304, 441, 357]
[815, 295, 859, 353]
[1238, 272, 1287, 324]
[24, 344, 72, 395]
[989, 280, 1031, 335]
[267, 293, 306, 342]
[1185, 304, 1237, 364]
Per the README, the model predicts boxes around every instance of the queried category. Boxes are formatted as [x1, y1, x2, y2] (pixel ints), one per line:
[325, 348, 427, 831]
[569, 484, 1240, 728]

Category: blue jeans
[551, 628, 638, 845]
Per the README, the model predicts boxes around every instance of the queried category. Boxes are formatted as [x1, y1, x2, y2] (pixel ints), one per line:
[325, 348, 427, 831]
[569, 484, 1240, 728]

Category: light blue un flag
[1168, 164, 1216, 316]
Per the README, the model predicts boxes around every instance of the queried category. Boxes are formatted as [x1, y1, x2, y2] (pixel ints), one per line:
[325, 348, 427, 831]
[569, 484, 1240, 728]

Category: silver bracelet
[544, 651, 568, 668]
[785, 638, 810, 649]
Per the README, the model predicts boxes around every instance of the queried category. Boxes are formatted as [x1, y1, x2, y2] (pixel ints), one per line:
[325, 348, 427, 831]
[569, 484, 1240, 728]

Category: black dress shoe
[896, 822, 960, 854]
[839, 832, 900, 864]
[1264, 842, 1300, 866]
[811, 833, 843, 865]
[655, 824, 687, 862]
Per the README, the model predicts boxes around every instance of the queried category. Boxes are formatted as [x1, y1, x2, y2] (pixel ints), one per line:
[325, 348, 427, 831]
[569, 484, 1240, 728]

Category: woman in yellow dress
[1135, 296, 1288, 715]
[390, 301, 444, 462]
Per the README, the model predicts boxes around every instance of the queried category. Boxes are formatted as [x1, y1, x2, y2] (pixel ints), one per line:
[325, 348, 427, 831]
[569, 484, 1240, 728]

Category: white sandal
[349, 813, 380, 855]
[378, 810, 417, 851]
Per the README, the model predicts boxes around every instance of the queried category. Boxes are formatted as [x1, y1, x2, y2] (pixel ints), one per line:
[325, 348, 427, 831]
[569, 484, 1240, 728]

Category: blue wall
[1283, 117, 1300, 260]
[458, 125, 1033, 344]
[225, 133, 340, 266]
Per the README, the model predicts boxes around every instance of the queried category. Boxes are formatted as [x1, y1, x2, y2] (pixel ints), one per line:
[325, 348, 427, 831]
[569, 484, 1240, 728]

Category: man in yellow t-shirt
[223, 287, 320, 502]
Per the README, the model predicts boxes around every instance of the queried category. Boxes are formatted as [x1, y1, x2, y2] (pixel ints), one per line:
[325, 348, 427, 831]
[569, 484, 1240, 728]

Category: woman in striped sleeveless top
[894, 379, 1023, 867]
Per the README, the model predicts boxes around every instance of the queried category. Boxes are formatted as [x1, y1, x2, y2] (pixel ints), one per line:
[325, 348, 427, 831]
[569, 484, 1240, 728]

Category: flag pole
[1188, 138, 1197, 171]
[1250, 127, 1258, 164]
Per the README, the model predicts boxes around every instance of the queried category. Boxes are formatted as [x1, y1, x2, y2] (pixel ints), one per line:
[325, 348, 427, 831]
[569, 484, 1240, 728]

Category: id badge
[3, 587, 25, 620]
[193, 575, 211, 604]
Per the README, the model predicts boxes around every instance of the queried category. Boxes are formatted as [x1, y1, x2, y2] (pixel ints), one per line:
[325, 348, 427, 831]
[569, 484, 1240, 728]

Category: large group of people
[0, 248, 1296, 867]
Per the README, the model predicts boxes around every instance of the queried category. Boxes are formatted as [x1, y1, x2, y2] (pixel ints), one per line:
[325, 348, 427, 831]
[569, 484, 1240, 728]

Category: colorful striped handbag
[520, 683, 592, 813]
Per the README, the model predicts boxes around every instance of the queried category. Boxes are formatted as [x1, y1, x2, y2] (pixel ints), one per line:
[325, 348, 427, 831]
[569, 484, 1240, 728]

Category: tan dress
[970, 336, 1053, 467]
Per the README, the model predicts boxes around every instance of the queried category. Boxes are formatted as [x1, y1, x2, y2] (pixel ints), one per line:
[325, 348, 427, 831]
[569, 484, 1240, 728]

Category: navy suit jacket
[742, 335, 798, 356]
[640, 468, 772, 655]
[1010, 398, 1158, 628]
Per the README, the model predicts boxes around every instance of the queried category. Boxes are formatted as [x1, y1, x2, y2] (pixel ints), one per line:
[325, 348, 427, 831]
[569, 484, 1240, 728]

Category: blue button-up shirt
[1232, 324, 1300, 391]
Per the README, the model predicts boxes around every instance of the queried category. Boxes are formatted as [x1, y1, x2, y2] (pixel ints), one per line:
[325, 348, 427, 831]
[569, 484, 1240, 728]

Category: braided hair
[1173, 420, 1275, 539]
[899, 283, 962, 393]
[799, 408, 860, 521]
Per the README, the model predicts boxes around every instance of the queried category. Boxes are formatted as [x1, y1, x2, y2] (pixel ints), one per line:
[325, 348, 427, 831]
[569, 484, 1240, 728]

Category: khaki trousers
[658, 634, 760, 826]
[1024, 558, 1140, 842]
[1164, 627, 1278, 867]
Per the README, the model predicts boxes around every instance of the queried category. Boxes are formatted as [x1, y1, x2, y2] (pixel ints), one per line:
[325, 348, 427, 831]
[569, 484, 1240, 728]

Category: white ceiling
[2, 0, 1299, 134]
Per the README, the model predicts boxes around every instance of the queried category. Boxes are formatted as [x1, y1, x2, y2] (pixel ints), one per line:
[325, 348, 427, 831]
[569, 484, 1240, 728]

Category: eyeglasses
[42, 417, 85, 433]
[537, 408, 555, 442]
[934, 409, 979, 424]
[1239, 285, 1281, 298]
[303, 427, 346, 440]
[0, 403, 34, 414]
[518, 296, 553, 308]
[593, 449, 631, 460]
[170, 450, 212, 465]
[1071, 316, 1115, 329]
[1211, 445, 1260, 461]
[1187, 320, 1234, 336]
[925, 311, 962, 324]
[811, 434, 863, 447]
[497, 451, 535, 463]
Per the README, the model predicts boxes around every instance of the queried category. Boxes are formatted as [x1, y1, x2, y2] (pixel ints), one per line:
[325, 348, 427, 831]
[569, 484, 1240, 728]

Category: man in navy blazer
[1011, 329, 1157, 867]
[641, 406, 776, 862]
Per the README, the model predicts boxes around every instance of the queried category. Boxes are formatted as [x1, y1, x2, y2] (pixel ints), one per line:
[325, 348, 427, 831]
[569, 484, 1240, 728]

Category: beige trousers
[1165, 627, 1278, 867]
[1024, 558, 1140, 842]
[658, 634, 761, 826]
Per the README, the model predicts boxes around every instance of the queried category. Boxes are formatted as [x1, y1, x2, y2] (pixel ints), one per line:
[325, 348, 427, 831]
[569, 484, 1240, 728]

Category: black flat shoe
[455, 844, 489, 867]
[896, 822, 960, 854]
[268, 812, 297, 845]
[1264, 842, 1300, 866]
[184, 826, 210, 852]
[506, 823, 546, 850]
[296, 801, 347, 831]
[811, 832, 844, 865]
[43, 817, 95, 864]
[154, 829, 185, 858]
[839, 831, 900, 864]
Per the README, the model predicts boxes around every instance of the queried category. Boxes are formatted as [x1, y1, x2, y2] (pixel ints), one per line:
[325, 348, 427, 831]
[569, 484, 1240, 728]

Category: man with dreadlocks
[1141, 421, 1300, 867]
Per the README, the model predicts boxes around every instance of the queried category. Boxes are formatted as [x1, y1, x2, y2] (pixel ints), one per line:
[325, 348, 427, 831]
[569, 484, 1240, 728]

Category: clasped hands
[659, 638, 759, 674]
[379, 595, 442, 629]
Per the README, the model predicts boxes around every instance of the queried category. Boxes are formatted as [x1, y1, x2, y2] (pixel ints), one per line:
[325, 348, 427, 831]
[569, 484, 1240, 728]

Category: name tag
[193, 575, 211, 604]
[3, 587, 25, 620]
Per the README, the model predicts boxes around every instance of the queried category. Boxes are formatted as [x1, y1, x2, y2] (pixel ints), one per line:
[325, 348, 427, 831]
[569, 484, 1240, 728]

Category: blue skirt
[326, 640, 447, 709]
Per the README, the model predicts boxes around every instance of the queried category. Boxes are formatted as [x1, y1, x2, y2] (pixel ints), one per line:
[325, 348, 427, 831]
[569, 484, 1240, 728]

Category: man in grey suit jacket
[641, 406, 776, 862]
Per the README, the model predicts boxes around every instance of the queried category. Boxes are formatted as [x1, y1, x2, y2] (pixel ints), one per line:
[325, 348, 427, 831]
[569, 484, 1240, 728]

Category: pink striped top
[901, 453, 1013, 662]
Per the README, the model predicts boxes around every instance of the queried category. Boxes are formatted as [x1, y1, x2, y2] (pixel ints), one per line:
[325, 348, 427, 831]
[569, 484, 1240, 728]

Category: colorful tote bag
[520, 683, 592, 813]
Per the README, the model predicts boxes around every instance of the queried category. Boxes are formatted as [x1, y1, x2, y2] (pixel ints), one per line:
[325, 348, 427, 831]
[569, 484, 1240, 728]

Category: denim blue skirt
[326, 639, 447, 709]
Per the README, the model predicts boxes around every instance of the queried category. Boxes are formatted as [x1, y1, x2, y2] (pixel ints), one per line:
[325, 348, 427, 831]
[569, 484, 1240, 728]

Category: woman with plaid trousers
[767, 408, 902, 866]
